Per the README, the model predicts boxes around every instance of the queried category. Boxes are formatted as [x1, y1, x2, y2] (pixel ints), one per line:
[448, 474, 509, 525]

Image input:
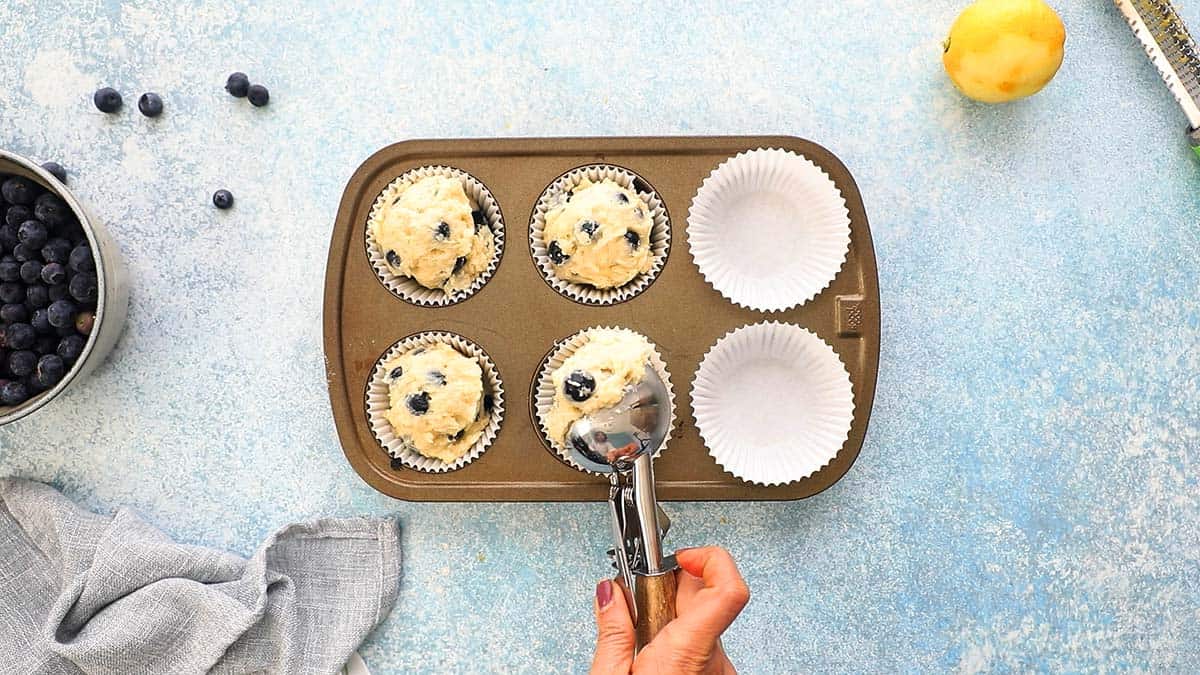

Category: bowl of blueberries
[0, 149, 128, 424]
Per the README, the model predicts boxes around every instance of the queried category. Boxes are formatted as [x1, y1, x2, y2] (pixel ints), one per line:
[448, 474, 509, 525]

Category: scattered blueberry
[4, 205, 31, 227]
[624, 230, 641, 249]
[12, 243, 37, 262]
[40, 162, 67, 183]
[47, 284, 69, 303]
[406, 391, 430, 415]
[18, 220, 48, 249]
[2, 177, 37, 205]
[75, 310, 95, 335]
[0, 260, 18, 282]
[385, 250, 401, 268]
[615, 192, 629, 204]
[47, 300, 76, 328]
[0, 304, 27, 323]
[5, 323, 35, 350]
[426, 371, 446, 386]
[34, 194, 70, 228]
[547, 241, 569, 265]
[25, 285, 49, 308]
[57, 334, 86, 362]
[68, 245, 95, 273]
[388, 366, 403, 380]
[563, 370, 596, 402]
[434, 221, 451, 240]
[19, 261, 42, 285]
[471, 210, 486, 233]
[136, 92, 163, 117]
[0, 380, 28, 406]
[68, 274, 97, 303]
[212, 189, 234, 209]
[247, 84, 270, 107]
[93, 87, 123, 113]
[29, 309, 51, 335]
[40, 263, 66, 285]
[35, 354, 64, 385]
[41, 238, 72, 263]
[225, 72, 250, 98]
[452, 256, 467, 275]
[0, 283, 22, 305]
[389, 456, 405, 470]
[578, 220, 599, 239]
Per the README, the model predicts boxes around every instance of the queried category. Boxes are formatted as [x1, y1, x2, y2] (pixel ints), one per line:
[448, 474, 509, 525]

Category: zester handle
[634, 570, 677, 650]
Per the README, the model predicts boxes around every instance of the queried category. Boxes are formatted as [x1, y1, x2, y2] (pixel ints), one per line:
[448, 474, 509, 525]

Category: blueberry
[4, 205, 31, 227]
[434, 221, 451, 240]
[426, 371, 446, 386]
[388, 366, 403, 380]
[0, 260, 18, 282]
[405, 391, 430, 415]
[547, 241, 569, 265]
[41, 238, 72, 264]
[0, 283, 22, 305]
[615, 192, 629, 204]
[578, 220, 599, 239]
[247, 84, 269, 107]
[448, 428, 465, 443]
[18, 220, 48, 249]
[0, 223, 17, 251]
[34, 335, 57, 356]
[47, 283, 69, 303]
[25, 285, 49, 308]
[452, 256, 467, 275]
[471, 210, 486, 233]
[632, 177, 652, 194]
[7, 349, 35, 376]
[389, 456, 404, 470]
[563, 369, 596, 402]
[19, 260, 42, 285]
[624, 230, 641, 249]
[93, 87, 123, 113]
[12, 243, 37, 262]
[0, 304, 27, 323]
[35, 354, 64, 384]
[225, 72, 250, 98]
[5, 323, 34, 350]
[385, 250, 401, 268]
[0, 380, 28, 406]
[33, 193, 69, 229]
[68, 245, 95, 273]
[40, 262, 66, 285]
[68, 273, 97, 303]
[40, 162, 67, 183]
[47, 300, 76, 328]
[29, 309, 51, 335]
[1, 177, 38, 205]
[136, 92, 163, 117]
[57, 334, 86, 362]
[212, 189, 234, 209]
[75, 310, 95, 335]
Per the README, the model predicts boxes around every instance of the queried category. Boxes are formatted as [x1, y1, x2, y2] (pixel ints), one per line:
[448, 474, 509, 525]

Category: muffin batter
[383, 342, 491, 463]
[546, 329, 653, 445]
[542, 179, 653, 289]
[371, 175, 494, 293]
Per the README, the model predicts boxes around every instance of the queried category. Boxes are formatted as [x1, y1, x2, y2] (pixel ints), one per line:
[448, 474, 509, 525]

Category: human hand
[590, 546, 749, 675]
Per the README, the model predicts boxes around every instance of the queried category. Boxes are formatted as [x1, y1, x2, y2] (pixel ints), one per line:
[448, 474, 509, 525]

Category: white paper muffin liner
[366, 332, 504, 473]
[530, 165, 670, 305]
[533, 326, 675, 475]
[365, 166, 505, 307]
[688, 148, 851, 312]
[692, 322, 854, 486]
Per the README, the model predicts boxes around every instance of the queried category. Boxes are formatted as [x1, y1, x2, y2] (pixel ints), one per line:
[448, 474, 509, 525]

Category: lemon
[943, 0, 1065, 103]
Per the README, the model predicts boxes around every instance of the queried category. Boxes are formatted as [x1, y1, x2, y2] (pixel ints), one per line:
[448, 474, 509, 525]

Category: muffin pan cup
[324, 136, 879, 501]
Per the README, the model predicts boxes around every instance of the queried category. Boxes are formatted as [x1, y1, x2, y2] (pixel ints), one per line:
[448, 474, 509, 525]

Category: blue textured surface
[2, 1, 1199, 672]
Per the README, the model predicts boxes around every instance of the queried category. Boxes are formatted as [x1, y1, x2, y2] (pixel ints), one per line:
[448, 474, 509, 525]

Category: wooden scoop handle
[634, 571, 677, 650]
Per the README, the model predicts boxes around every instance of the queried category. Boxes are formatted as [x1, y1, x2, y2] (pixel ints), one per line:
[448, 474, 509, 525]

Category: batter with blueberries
[542, 178, 652, 289]
[546, 329, 653, 446]
[370, 175, 494, 293]
[383, 342, 491, 463]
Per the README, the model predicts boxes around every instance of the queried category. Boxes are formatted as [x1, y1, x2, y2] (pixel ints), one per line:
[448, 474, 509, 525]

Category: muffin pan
[323, 136, 879, 501]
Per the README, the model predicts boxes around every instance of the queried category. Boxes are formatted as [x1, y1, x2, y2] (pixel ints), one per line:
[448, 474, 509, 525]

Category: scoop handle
[634, 570, 677, 650]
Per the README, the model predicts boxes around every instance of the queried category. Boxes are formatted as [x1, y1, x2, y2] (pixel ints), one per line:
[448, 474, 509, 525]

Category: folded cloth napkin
[0, 478, 400, 675]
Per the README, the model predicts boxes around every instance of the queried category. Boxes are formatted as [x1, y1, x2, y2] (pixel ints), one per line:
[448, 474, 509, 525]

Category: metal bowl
[0, 150, 129, 425]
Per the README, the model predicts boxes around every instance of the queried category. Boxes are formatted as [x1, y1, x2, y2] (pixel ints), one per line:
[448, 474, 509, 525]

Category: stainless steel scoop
[565, 365, 678, 649]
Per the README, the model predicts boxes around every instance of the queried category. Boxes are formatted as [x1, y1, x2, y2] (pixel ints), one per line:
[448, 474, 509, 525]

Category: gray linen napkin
[0, 478, 400, 675]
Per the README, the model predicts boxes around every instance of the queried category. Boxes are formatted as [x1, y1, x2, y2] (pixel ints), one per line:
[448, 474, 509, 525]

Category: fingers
[590, 579, 635, 675]
[672, 567, 706, 615]
[671, 547, 750, 641]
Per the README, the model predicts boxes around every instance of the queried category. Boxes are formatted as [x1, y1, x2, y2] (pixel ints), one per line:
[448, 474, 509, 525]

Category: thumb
[590, 579, 635, 675]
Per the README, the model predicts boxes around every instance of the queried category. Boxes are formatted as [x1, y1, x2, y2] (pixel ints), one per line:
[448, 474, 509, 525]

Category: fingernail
[595, 579, 613, 609]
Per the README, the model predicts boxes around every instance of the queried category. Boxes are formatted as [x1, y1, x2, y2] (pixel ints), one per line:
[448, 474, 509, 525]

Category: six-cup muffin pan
[323, 136, 879, 502]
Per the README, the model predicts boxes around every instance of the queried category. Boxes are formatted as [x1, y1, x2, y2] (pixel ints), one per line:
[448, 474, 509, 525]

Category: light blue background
[2, 1, 1198, 672]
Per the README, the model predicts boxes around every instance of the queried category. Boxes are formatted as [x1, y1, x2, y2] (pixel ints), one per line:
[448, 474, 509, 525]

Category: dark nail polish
[596, 579, 613, 609]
